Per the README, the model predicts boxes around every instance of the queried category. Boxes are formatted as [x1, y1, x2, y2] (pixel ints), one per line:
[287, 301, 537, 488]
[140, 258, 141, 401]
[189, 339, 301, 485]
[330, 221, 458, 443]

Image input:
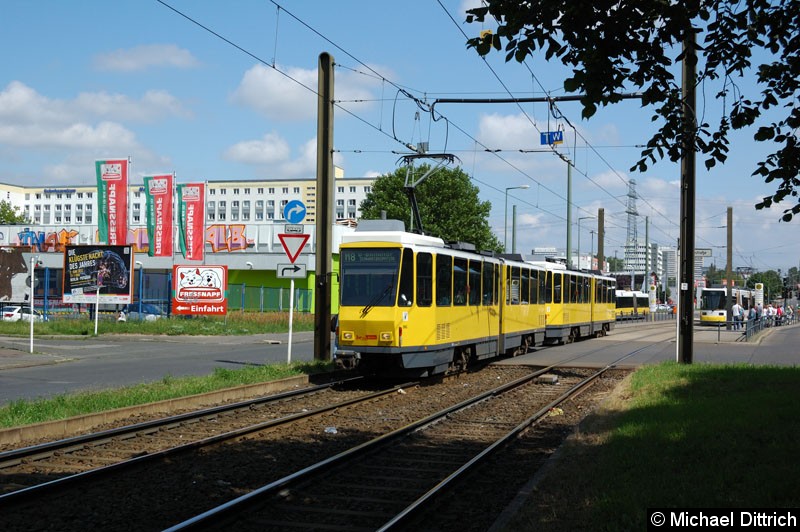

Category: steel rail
[0, 377, 408, 507]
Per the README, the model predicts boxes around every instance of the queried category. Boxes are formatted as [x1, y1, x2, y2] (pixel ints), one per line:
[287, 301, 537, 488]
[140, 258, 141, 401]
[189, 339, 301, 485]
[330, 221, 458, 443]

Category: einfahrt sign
[171, 265, 228, 315]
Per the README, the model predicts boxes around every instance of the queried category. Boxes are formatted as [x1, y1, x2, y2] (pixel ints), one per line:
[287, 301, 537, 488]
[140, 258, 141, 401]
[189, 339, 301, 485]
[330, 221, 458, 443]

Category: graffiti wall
[0, 223, 299, 255]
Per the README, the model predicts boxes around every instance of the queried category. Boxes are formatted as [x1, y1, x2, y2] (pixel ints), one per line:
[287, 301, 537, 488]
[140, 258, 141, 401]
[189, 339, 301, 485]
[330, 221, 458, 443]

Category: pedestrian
[731, 301, 743, 330]
[117, 309, 127, 322]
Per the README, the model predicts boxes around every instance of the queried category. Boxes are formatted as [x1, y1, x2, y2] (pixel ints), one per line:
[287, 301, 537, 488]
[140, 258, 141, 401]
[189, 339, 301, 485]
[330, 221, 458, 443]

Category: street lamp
[577, 216, 594, 269]
[504, 185, 529, 253]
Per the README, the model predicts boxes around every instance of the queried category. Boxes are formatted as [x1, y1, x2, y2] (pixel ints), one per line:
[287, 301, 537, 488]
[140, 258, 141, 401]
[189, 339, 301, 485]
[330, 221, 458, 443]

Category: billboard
[171, 265, 227, 315]
[63, 245, 134, 304]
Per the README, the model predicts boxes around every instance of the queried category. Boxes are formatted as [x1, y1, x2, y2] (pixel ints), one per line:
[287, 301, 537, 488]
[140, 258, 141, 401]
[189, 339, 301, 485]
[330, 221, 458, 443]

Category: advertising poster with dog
[171, 265, 227, 315]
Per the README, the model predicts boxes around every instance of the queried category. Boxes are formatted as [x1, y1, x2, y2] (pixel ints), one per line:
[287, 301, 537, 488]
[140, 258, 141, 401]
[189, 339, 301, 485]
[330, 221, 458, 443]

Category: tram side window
[436, 254, 452, 306]
[397, 249, 414, 306]
[453, 257, 468, 305]
[495, 264, 500, 305]
[482, 262, 494, 305]
[545, 271, 553, 303]
[568, 274, 577, 303]
[530, 269, 538, 304]
[468, 260, 481, 305]
[553, 273, 562, 304]
[417, 252, 433, 307]
[582, 276, 589, 304]
[509, 266, 521, 304]
[540, 270, 547, 304]
[595, 279, 602, 303]
[521, 268, 530, 304]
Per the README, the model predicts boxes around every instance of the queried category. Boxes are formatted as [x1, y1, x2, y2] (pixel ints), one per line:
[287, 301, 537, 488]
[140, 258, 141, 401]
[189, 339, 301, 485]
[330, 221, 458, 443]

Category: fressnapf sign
[171, 265, 227, 316]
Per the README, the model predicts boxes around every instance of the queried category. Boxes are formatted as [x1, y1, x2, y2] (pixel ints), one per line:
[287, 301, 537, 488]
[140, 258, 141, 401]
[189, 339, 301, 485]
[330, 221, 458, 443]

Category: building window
[350, 186, 356, 193]
[282, 187, 289, 194]
[86, 203, 92, 211]
[293, 187, 300, 193]
[256, 212, 263, 221]
[244, 188, 250, 194]
[76, 204, 82, 211]
[337, 186, 344, 193]
[364, 186, 371, 193]
[78, 192, 83, 198]
[233, 188, 240, 194]
[268, 187, 275, 194]
[85, 215, 92, 223]
[133, 215, 140, 223]
[87, 192, 93, 198]
[337, 199, 344, 206]
[220, 189, 226, 195]
[208, 213, 215, 221]
[219, 201, 226, 210]
[219, 212, 226, 220]
[35, 193, 42, 199]
[209, 189, 216, 195]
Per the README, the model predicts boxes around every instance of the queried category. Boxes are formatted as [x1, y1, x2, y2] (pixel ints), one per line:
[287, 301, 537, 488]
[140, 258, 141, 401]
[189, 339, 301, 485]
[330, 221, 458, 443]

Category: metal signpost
[280, 202, 309, 363]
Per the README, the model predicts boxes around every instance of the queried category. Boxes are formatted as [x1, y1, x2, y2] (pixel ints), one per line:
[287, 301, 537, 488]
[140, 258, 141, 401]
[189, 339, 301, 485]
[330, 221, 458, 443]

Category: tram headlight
[342, 331, 354, 341]
[379, 331, 393, 341]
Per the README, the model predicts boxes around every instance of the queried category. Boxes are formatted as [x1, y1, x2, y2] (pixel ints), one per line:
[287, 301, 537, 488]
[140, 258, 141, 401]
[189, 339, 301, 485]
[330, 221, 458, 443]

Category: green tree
[466, 1, 800, 220]
[0, 200, 28, 224]
[606, 255, 624, 273]
[359, 164, 503, 252]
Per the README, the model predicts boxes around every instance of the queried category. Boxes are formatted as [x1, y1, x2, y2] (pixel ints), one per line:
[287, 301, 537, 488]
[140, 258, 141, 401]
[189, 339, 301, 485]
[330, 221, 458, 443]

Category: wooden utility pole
[726, 206, 733, 330]
[597, 208, 604, 271]
[678, 29, 697, 364]
[314, 52, 334, 361]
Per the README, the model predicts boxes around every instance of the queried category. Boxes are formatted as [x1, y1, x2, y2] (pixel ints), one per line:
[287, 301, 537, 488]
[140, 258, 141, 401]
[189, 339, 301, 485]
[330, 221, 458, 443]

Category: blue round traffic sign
[284, 200, 306, 224]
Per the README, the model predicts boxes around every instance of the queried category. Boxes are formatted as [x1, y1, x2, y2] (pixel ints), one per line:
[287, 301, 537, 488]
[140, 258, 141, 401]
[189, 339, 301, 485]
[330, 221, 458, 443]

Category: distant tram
[614, 289, 649, 320]
[698, 287, 755, 324]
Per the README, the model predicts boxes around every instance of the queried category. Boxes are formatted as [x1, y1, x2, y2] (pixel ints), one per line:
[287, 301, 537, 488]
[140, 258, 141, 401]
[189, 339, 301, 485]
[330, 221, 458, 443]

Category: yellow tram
[336, 222, 616, 376]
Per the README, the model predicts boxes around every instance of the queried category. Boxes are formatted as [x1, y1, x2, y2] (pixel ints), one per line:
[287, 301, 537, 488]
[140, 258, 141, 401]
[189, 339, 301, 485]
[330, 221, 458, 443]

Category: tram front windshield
[340, 248, 400, 307]
[701, 290, 726, 310]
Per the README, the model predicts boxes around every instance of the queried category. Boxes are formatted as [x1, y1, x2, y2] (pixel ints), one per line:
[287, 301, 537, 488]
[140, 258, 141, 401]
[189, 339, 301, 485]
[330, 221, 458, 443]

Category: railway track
[164, 364, 625, 531]
[0, 366, 540, 531]
[0, 376, 389, 502]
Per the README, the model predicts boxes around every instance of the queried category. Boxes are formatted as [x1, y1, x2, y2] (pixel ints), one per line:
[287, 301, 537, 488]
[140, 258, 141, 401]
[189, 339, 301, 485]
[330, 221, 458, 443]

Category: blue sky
[1, 0, 798, 275]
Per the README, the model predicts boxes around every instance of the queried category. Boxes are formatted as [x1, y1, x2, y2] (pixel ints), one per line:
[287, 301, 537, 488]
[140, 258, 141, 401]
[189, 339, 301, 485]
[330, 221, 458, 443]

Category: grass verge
[0, 360, 332, 428]
[0, 311, 315, 336]
[505, 361, 800, 531]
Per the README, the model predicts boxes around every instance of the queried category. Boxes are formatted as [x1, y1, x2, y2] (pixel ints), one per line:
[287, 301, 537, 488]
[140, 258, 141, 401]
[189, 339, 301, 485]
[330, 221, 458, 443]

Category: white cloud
[223, 132, 291, 165]
[93, 44, 201, 72]
[231, 63, 380, 122]
[224, 134, 346, 179]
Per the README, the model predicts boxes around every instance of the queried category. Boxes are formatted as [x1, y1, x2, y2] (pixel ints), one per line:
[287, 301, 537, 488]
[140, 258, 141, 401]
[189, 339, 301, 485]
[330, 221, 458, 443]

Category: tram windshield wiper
[360, 281, 394, 319]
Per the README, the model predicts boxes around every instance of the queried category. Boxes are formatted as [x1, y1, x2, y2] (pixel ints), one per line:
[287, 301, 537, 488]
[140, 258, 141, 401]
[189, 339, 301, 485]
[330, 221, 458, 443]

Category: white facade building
[1, 167, 374, 227]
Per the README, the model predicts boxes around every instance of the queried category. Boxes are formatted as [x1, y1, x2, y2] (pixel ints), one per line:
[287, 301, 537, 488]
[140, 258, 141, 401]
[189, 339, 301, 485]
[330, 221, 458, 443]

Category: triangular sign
[278, 234, 310, 263]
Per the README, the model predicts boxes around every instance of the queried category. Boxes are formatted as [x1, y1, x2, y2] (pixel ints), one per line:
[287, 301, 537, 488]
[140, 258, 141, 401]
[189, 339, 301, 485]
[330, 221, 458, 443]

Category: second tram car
[337, 223, 616, 377]
[614, 289, 650, 320]
[698, 286, 754, 324]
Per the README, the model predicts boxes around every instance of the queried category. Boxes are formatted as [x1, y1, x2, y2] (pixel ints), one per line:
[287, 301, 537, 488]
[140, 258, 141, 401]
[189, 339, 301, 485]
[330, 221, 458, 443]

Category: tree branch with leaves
[466, 0, 800, 220]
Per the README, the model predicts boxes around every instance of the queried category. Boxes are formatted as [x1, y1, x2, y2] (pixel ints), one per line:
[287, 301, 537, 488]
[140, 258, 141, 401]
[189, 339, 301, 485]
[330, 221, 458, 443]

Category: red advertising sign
[144, 174, 174, 257]
[95, 159, 129, 246]
[172, 265, 228, 315]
